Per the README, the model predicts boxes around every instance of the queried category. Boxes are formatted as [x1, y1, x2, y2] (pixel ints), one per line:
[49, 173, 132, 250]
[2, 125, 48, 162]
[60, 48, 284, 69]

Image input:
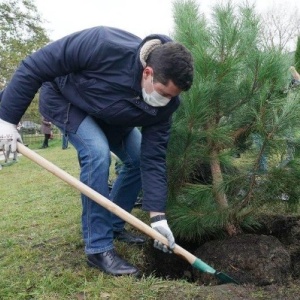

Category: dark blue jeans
[61, 116, 142, 254]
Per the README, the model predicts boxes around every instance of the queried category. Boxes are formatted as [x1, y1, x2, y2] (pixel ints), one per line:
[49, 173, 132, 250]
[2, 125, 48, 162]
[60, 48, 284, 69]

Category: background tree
[167, 0, 300, 240]
[259, 2, 300, 52]
[0, 0, 50, 122]
[294, 36, 300, 72]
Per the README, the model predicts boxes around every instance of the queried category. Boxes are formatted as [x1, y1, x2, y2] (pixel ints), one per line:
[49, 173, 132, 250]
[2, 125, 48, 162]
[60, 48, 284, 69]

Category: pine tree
[167, 0, 300, 240]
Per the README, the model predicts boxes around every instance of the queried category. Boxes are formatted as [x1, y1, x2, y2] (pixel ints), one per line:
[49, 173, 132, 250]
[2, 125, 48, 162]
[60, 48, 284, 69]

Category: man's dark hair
[146, 42, 194, 91]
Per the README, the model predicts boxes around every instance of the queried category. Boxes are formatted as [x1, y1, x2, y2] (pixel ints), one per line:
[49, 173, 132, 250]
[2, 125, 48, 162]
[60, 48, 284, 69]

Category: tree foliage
[0, 0, 50, 122]
[167, 0, 300, 240]
[0, 0, 50, 87]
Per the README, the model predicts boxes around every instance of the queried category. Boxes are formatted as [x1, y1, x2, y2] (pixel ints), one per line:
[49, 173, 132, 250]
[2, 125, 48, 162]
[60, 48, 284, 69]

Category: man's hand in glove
[0, 119, 22, 153]
[150, 214, 175, 253]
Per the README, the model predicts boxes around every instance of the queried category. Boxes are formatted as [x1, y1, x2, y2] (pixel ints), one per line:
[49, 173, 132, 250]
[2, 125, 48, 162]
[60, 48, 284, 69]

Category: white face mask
[142, 89, 171, 107]
[142, 75, 171, 107]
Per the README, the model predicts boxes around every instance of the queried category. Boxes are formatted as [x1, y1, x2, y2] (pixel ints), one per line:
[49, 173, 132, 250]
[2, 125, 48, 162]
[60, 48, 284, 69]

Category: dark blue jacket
[0, 26, 180, 212]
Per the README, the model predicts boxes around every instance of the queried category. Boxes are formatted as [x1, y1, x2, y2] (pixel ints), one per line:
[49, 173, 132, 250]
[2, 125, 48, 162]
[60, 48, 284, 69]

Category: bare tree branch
[259, 2, 300, 52]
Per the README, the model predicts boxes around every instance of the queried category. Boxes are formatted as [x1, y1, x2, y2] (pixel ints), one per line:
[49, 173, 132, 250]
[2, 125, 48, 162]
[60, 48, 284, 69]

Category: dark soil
[141, 214, 300, 299]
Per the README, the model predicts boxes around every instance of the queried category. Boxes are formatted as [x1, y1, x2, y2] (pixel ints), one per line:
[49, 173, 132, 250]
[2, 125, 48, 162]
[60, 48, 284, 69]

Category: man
[0, 26, 194, 276]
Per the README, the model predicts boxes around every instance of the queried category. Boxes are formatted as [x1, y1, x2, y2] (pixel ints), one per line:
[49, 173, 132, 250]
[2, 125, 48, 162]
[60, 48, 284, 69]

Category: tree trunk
[210, 148, 238, 236]
[210, 148, 228, 208]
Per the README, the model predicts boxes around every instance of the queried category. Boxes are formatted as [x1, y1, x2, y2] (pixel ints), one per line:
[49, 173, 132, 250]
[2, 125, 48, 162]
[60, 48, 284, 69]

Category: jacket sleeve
[0, 27, 103, 124]
[140, 117, 172, 212]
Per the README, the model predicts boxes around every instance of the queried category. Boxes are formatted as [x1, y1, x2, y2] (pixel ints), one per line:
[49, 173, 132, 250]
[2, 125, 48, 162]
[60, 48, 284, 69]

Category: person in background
[40, 116, 52, 149]
[61, 132, 68, 149]
[289, 66, 300, 88]
[0, 26, 194, 277]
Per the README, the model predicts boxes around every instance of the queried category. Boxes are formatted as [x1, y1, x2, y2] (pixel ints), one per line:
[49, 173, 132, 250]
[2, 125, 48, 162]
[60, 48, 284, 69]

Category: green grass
[2, 142, 300, 299]
[0, 142, 206, 299]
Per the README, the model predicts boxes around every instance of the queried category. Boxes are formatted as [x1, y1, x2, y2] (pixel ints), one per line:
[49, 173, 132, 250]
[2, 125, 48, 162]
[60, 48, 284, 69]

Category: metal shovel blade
[215, 271, 239, 284]
[192, 258, 239, 284]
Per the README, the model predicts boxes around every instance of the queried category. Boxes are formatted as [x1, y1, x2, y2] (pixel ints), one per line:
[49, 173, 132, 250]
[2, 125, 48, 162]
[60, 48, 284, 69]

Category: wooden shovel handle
[17, 142, 197, 265]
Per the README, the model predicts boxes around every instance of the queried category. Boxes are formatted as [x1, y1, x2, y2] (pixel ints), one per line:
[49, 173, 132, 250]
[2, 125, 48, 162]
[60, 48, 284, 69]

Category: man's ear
[143, 66, 153, 79]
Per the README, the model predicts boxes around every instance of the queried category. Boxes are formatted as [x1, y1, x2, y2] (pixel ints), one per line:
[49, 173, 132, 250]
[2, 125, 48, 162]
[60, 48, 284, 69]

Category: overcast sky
[34, 0, 300, 43]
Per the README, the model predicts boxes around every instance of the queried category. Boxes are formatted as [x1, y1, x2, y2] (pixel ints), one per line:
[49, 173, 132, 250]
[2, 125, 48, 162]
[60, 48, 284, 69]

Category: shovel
[17, 142, 238, 284]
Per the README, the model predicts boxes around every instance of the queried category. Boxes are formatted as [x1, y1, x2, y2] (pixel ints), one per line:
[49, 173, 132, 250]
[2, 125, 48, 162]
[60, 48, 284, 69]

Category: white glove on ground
[151, 219, 175, 253]
[0, 118, 22, 153]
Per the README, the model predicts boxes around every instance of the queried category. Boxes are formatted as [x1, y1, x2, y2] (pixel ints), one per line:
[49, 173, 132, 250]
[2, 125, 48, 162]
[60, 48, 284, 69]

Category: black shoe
[87, 249, 140, 276]
[114, 229, 146, 245]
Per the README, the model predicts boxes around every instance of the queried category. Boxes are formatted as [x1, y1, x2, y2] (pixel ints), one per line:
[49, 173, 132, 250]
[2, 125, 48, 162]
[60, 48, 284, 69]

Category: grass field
[0, 141, 207, 300]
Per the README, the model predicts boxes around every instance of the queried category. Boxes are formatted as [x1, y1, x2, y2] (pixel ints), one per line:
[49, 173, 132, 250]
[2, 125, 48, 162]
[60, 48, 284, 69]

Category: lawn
[0, 141, 205, 300]
[2, 140, 300, 299]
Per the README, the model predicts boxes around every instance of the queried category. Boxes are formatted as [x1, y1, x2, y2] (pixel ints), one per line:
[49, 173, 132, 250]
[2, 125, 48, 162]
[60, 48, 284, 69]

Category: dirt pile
[143, 215, 300, 287]
[194, 234, 291, 285]
[138, 215, 300, 299]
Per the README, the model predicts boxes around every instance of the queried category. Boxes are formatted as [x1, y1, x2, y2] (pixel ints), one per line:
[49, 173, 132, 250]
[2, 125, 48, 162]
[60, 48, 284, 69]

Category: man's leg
[63, 116, 139, 275]
[109, 128, 144, 243]
[66, 116, 113, 253]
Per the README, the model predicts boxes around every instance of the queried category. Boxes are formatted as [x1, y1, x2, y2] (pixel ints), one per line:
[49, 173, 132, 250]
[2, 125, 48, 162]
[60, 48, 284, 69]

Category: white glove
[0, 118, 22, 153]
[151, 219, 175, 253]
